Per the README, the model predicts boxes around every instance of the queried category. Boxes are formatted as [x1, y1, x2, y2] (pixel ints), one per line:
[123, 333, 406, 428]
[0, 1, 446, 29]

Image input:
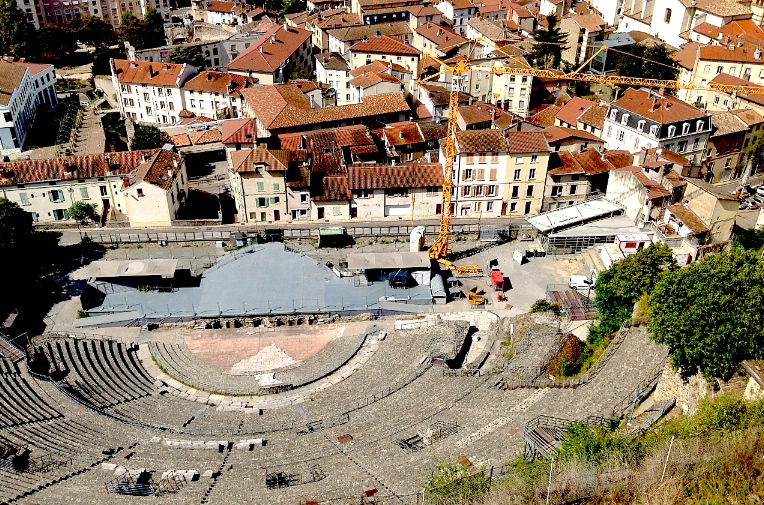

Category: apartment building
[181, 71, 258, 120]
[682, 46, 764, 106]
[228, 147, 290, 223]
[0, 150, 159, 224]
[226, 23, 313, 85]
[112, 59, 198, 126]
[348, 164, 443, 218]
[0, 60, 57, 154]
[121, 149, 188, 227]
[315, 52, 352, 104]
[29, 0, 170, 29]
[347, 34, 421, 73]
[443, 129, 549, 217]
[488, 59, 532, 117]
[412, 22, 468, 59]
[434, 0, 477, 36]
[327, 22, 413, 54]
[560, 14, 607, 66]
[603, 88, 712, 163]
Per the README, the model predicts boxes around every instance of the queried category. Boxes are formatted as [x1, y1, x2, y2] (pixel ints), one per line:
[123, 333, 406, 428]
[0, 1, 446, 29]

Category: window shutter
[477, 169, 485, 180]
[483, 186, 489, 196]
[49, 192, 54, 202]
[269, 197, 276, 205]
[489, 168, 497, 180]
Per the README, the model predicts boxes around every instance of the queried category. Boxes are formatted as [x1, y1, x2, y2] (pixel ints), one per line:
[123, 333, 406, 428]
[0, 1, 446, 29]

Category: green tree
[591, 243, 676, 339]
[37, 24, 77, 63]
[0, 0, 34, 57]
[615, 43, 679, 91]
[530, 299, 562, 316]
[749, 138, 764, 174]
[68, 201, 99, 225]
[425, 459, 490, 504]
[649, 248, 764, 380]
[279, 0, 306, 19]
[529, 14, 567, 69]
[130, 125, 171, 150]
[69, 15, 117, 49]
[143, 8, 167, 48]
[0, 198, 33, 251]
[734, 228, 764, 251]
[167, 45, 206, 69]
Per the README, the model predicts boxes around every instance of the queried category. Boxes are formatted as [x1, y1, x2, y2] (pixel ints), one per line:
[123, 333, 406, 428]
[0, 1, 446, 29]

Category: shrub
[425, 458, 490, 505]
[530, 299, 562, 316]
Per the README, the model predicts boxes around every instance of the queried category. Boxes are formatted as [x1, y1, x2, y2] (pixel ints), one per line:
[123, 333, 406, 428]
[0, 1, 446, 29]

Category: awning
[525, 199, 623, 233]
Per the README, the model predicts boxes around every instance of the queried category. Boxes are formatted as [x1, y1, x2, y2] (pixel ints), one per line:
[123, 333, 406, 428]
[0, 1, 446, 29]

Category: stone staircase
[581, 246, 606, 274]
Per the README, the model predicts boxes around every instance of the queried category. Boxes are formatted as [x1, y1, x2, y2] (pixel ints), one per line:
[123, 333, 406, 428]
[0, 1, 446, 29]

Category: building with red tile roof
[327, 21, 413, 54]
[242, 84, 410, 136]
[413, 22, 468, 57]
[434, 0, 478, 36]
[555, 97, 598, 128]
[111, 59, 198, 126]
[542, 126, 604, 150]
[226, 23, 314, 85]
[228, 147, 291, 223]
[181, 71, 258, 120]
[348, 35, 422, 74]
[221, 118, 257, 148]
[348, 163, 445, 217]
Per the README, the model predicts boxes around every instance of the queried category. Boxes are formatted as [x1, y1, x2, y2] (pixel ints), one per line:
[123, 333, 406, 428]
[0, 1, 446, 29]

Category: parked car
[746, 195, 764, 209]
[569, 275, 594, 290]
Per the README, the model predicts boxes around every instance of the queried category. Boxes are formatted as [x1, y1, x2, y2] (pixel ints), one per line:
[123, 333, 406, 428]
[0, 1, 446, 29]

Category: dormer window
[609, 109, 617, 121]
[650, 124, 659, 137]
[682, 123, 690, 135]
[637, 120, 645, 132]
[668, 125, 676, 137]
[696, 119, 704, 131]
[621, 113, 630, 125]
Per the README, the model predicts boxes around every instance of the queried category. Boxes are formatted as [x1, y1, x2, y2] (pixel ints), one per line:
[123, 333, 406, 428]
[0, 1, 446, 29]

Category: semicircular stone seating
[148, 331, 368, 396]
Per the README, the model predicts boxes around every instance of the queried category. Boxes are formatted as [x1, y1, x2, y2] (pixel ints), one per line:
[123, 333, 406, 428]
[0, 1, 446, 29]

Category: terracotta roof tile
[189, 129, 222, 144]
[317, 52, 350, 71]
[349, 59, 409, 77]
[455, 129, 509, 153]
[177, 116, 215, 126]
[349, 71, 401, 88]
[458, 104, 493, 125]
[710, 73, 764, 106]
[415, 23, 468, 51]
[383, 121, 424, 146]
[504, 131, 550, 153]
[612, 88, 706, 123]
[571, 13, 606, 32]
[616, 166, 671, 199]
[230, 147, 290, 172]
[686, 178, 738, 201]
[700, 44, 764, 63]
[670, 42, 699, 70]
[207, 0, 235, 12]
[666, 204, 709, 234]
[408, 5, 442, 16]
[170, 133, 192, 146]
[542, 126, 603, 144]
[527, 105, 561, 127]
[730, 108, 764, 126]
[0, 61, 28, 106]
[9, 60, 52, 76]
[328, 21, 412, 42]
[349, 34, 421, 55]
[555, 97, 597, 126]
[127, 150, 183, 191]
[417, 119, 448, 141]
[336, 124, 375, 147]
[226, 24, 312, 73]
[691, 0, 752, 17]
[578, 104, 607, 129]
[312, 175, 351, 201]
[348, 163, 443, 189]
[221, 118, 256, 144]
[0, 150, 160, 186]
[182, 71, 257, 96]
[112, 59, 187, 86]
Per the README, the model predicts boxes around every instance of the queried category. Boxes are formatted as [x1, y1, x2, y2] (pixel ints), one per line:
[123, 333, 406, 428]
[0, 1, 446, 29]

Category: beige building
[25, 0, 171, 29]
[311, 175, 351, 221]
[348, 34, 421, 73]
[348, 164, 443, 218]
[122, 150, 188, 227]
[229, 147, 290, 223]
[0, 150, 162, 225]
[682, 179, 739, 244]
[488, 59, 533, 117]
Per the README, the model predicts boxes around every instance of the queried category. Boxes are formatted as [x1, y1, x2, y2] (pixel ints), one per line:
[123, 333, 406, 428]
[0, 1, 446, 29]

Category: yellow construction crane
[418, 40, 764, 261]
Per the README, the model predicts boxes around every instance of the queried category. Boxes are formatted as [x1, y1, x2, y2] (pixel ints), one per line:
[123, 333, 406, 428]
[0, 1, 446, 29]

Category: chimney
[270, 34, 276, 43]
[283, 22, 289, 31]
[143, 154, 150, 162]
[259, 46, 264, 53]
[173, 158, 179, 168]
[469, 96, 473, 105]
[168, 168, 174, 179]
[123, 176, 130, 187]
[756, 48, 762, 60]
[206, 73, 212, 80]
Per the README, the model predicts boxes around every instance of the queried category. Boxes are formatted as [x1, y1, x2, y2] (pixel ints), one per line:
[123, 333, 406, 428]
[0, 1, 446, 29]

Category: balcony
[648, 221, 702, 248]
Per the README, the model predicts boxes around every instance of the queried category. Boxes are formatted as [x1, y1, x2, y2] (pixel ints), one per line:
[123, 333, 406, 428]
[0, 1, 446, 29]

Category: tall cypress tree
[529, 14, 568, 69]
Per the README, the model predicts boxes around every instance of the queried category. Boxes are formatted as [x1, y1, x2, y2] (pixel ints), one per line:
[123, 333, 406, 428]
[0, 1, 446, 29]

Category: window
[668, 125, 676, 137]
[678, 140, 688, 152]
[729, 67, 736, 75]
[463, 168, 473, 180]
[637, 120, 645, 132]
[524, 201, 531, 214]
[489, 168, 497, 180]
[48, 189, 64, 202]
[529, 168, 536, 179]
[19, 193, 28, 205]
[664, 8, 671, 23]
[570, 185, 577, 195]
[53, 209, 69, 220]
[526, 185, 533, 197]
[511, 186, 519, 198]
[136, 188, 144, 197]
[466, 154, 474, 164]
[477, 168, 485, 180]
[31, 212, 38, 222]
[510, 202, 517, 213]
[607, 126, 612, 137]
[333, 206, 341, 216]
[518, 100, 525, 109]
[486, 202, 493, 212]
[143, 93, 149, 100]
[488, 185, 496, 195]
[478, 153, 486, 163]
[516, 154, 524, 163]
[617, 130, 625, 142]
[682, 123, 690, 135]
[609, 109, 617, 121]
[100, 185, 107, 196]
[531, 153, 538, 163]
[621, 113, 630, 125]
[649, 124, 659, 137]
[633, 137, 639, 149]
[513, 168, 521, 180]
[717, 65, 723, 74]
[696, 119, 704, 131]
[256, 197, 267, 207]
[257, 182, 264, 191]
[693, 138, 699, 150]
[704, 65, 711, 74]
[80, 187, 89, 199]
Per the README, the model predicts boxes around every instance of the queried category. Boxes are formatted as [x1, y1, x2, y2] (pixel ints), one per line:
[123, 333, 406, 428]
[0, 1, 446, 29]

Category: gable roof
[111, 59, 187, 86]
[710, 73, 764, 106]
[730, 108, 764, 126]
[207, 0, 236, 12]
[0, 60, 28, 106]
[126, 150, 183, 191]
[686, 178, 738, 201]
[221, 118, 257, 144]
[571, 13, 606, 32]
[0, 150, 160, 186]
[458, 104, 493, 126]
[612, 88, 707, 123]
[616, 166, 672, 200]
[700, 44, 764, 64]
[244, 85, 410, 131]
[9, 60, 51, 77]
[383, 121, 424, 146]
[542, 126, 603, 144]
[230, 147, 290, 173]
[454, 129, 508, 153]
[317, 52, 350, 71]
[548, 148, 630, 176]
[348, 163, 444, 189]
[666, 204, 709, 234]
[328, 22, 412, 42]
[350, 71, 401, 88]
[578, 104, 607, 129]
[415, 22, 467, 50]
[466, 18, 509, 40]
[350, 59, 411, 77]
[312, 175, 351, 201]
[504, 131, 550, 153]
[349, 34, 421, 55]
[527, 105, 561, 128]
[226, 24, 312, 73]
[555, 97, 598, 126]
[182, 71, 257, 96]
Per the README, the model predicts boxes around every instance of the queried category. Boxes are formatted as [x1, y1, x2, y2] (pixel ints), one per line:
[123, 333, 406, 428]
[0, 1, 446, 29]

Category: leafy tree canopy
[279, 0, 306, 19]
[749, 138, 764, 174]
[69, 15, 117, 49]
[119, 10, 165, 50]
[130, 125, 172, 150]
[167, 45, 206, 69]
[529, 14, 567, 69]
[615, 43, 679, 90]
[734, 227, 764, 251]
[593, 243, 677, 335]
[68, 201, 99, 225]
[0, 198, 33, 251]
[37, 24, 77, 63]
[0, 0, 34, 57]
[649, 248, 764, 380]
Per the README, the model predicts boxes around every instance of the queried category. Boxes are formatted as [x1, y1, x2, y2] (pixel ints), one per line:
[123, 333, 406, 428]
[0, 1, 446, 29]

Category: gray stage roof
[526, 199, 623, 233]
[347, 252, 430, 270]
[87, 259, 179, 279]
